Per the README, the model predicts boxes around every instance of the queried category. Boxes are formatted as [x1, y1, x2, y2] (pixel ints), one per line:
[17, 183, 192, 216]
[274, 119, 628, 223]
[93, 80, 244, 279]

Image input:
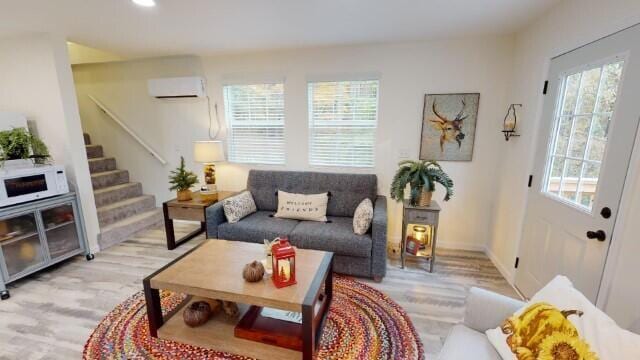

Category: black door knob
[586, 230, 606, 242]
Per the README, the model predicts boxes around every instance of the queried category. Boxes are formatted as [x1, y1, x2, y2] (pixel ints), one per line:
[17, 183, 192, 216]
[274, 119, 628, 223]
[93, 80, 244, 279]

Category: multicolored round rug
[83, 276, 424, 359]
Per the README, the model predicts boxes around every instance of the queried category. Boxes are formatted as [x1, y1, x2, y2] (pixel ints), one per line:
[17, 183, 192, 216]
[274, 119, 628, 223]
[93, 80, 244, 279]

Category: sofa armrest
[206, 202, 227, 238]
[371, 195, 388, 279]
[463, 287, 525, 333]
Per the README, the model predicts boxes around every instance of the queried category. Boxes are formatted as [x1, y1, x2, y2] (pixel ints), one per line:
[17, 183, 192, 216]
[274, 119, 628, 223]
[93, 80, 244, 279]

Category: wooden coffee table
[143, 240, 334, 360]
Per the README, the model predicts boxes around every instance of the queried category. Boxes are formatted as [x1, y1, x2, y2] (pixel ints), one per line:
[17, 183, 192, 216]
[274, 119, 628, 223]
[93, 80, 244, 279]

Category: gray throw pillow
[223, 191, 257, 223]
[353, 198, 374, 235]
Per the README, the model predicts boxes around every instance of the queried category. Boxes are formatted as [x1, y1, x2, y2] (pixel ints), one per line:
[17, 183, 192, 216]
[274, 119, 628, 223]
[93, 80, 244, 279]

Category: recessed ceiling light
[132, 0, 156, 7]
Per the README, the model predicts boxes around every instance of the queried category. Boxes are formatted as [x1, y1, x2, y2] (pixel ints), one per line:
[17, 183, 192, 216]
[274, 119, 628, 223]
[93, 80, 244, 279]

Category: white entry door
[516, 25, 640, 302]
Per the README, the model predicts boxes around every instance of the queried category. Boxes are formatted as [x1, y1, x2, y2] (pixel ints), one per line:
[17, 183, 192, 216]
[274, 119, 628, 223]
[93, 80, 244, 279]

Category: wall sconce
[502, 104, 522, 141]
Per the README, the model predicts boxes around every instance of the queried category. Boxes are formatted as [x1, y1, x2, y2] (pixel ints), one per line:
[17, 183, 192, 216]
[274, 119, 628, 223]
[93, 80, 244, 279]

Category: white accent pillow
[274, 190, 328, 222]
[222, 191, 257, 223]
[353, 198, 374, 235]
[486, 275, 640, 360]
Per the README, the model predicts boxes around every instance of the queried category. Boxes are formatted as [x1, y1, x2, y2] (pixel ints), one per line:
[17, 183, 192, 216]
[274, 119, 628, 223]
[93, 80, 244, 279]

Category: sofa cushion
[222, 190, 257, 223]
[247, 170, 377, 217]
[437, 325, 500, 360]
[218, 211, 299, 244]
[289, 216, 372, 258]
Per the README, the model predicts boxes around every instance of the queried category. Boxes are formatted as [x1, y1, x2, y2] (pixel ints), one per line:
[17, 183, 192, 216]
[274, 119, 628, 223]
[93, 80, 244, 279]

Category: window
[308, 80, 379, 167]
[543, 60, 624, 210]
[223, 83, 285, 165]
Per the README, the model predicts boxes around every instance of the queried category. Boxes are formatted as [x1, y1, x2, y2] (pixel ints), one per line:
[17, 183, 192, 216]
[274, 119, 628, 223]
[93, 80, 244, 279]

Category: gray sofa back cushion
[247, 170, 377, 217]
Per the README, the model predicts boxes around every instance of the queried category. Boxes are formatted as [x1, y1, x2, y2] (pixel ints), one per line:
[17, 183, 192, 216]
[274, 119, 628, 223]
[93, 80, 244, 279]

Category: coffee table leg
[143, 278, 163, 338]
[302, 257, 333, 360]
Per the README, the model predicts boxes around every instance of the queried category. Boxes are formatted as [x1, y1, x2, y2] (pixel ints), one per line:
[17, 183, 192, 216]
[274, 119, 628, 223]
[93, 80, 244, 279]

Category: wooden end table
[143, 240, 334, 360]
[401, 199, 441, 272]
[163, 191, 233, 250]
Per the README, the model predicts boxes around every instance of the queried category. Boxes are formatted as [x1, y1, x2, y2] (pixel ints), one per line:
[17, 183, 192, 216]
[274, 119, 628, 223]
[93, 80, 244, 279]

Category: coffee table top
[149, 240, 333, 312]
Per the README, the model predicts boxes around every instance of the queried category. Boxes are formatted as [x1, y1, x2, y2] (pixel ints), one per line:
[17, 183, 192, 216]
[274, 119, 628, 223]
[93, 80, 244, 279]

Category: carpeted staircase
[84, 133, 163, 249]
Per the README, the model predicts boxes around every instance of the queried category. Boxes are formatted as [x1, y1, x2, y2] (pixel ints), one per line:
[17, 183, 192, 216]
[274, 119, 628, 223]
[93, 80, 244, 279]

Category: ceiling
[0, 0, 559, 58]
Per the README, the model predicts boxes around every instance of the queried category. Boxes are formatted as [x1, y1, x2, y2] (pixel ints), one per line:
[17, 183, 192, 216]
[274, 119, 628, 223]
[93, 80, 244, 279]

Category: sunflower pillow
[486, 276, 640, 360]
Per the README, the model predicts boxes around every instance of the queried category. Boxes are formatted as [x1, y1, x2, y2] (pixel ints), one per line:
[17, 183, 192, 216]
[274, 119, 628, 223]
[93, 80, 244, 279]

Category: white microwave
[0, 165, 69, 208]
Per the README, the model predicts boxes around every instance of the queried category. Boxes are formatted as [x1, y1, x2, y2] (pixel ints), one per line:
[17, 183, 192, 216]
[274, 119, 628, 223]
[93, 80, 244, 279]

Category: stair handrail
[87, 95, 168, 165]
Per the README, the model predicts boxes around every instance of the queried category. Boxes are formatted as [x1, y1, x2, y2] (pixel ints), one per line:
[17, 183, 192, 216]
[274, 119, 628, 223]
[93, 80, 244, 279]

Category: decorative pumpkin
[243, 260, 265, 282]
[182, 301, 212, 327]
[222, 301, 239, 317]
[501, 302, 597, 360]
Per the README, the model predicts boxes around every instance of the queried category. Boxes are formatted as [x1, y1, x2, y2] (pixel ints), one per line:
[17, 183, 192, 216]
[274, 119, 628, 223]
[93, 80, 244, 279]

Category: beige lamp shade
[194, 141, 225, 163]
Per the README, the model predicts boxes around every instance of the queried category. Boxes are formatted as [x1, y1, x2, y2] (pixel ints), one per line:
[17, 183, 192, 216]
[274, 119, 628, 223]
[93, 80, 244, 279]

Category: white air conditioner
[147, 76, 206, 98]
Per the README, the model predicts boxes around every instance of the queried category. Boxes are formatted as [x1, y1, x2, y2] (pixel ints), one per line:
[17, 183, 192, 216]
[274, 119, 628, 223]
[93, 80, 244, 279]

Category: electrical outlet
[397, 147, 410, 160]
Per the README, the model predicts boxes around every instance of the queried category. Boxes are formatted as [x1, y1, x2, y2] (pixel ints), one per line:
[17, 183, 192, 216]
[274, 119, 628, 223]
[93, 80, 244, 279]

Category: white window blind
[223, 83, 285, 165]
[308, 80, 379, 167]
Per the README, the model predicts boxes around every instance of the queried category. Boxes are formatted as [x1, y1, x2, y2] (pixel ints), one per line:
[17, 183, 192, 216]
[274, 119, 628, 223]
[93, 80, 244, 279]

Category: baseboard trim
[484, 246, 516, 285]
[437, 241, 486, 252]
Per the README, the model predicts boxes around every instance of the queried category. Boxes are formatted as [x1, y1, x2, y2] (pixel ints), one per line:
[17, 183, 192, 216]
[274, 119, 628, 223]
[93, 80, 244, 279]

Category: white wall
[0, 33, 100, 252]
[68, 42, 124, 65]
[487, 0, 640, 328]
[73, 36, 515, 251]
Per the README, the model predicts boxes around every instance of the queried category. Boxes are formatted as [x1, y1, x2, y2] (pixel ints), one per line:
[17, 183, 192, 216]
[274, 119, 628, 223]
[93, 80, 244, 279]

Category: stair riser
[89, 158, 116, 174]
[94, 183, 143, 207]
[92, 171, 129, 189]
[98, 211, 164, 250]
[86, 145, 104, 159]
[83, 133, 91, 145]
[98, 196, 156, 226]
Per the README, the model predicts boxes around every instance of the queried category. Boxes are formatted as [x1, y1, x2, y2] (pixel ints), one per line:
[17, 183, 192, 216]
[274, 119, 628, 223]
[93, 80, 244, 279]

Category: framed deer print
[419, 93, 480, 161]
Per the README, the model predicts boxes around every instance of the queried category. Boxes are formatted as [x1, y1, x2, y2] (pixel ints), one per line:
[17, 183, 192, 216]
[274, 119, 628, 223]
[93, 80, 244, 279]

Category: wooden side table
[163, 191, 233, 250]
[400, 199, 441, 272]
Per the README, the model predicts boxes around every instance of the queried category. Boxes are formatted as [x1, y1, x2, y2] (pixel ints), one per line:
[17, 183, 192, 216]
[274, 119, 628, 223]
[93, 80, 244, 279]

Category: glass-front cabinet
[0, 193, 88, 299]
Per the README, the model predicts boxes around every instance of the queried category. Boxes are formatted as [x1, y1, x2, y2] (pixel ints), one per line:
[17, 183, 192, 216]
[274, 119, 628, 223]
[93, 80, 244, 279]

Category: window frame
[307, 79, 380, 169]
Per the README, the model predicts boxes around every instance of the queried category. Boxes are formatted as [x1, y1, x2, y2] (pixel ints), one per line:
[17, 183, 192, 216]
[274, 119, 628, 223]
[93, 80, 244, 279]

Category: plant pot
[411, 188, 433, 207]
[177, 189, 193, 201]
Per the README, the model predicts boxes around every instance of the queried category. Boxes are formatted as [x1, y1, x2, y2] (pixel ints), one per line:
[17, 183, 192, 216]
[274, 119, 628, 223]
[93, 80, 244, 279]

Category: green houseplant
[390, 160, 454, 206]
[168, 156, 199, 201]
[0, 128, 51, 166]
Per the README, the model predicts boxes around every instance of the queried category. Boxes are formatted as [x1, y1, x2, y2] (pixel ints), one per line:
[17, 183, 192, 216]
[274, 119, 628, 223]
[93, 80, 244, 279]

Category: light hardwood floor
[0, 223, 519, 359]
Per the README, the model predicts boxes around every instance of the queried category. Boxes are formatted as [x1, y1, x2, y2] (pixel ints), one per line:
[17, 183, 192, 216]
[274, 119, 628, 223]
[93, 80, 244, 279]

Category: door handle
[586, 230, 606, 242]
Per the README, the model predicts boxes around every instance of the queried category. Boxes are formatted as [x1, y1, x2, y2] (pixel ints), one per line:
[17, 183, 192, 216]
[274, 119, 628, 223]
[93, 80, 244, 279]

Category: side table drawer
[168, 206, 205, 222]
[405, 210, 437, 224]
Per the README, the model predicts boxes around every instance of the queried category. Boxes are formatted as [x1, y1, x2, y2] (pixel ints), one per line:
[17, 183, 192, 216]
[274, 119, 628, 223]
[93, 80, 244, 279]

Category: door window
[543, 60, 624, 210]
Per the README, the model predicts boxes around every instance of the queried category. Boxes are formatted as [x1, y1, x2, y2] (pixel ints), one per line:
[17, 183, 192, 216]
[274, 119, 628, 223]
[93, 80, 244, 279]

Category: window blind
[308, 80, 379, 167]
[223, 83, 285, 165]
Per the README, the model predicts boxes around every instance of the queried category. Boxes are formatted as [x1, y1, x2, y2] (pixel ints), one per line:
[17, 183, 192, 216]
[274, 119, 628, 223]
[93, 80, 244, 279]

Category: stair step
[86, 144, 104, 159]
[98, 208, 164, 250]
[91, 169, 129, 189]
[97, 195, 156, 226]
[88, 157, 116, 174]
[93, 182, 143, 207]
[83, 133, 91, 145]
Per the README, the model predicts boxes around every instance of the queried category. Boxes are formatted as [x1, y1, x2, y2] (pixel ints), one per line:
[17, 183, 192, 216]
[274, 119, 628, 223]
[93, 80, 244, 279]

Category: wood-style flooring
[0, 223, 519, 359]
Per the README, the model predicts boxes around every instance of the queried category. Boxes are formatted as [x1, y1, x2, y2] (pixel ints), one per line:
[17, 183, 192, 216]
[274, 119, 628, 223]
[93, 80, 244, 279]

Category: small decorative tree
[168, 156, 199, 201]
[390, 160, 454, 207]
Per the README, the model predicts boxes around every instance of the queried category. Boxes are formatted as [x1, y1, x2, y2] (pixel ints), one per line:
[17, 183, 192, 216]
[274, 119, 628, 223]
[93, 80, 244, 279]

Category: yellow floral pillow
[500, 302, 597, 360]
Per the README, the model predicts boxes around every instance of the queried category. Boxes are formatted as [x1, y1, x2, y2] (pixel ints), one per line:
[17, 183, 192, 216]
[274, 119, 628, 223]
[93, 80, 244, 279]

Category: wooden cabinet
[0, 193, 90, 300]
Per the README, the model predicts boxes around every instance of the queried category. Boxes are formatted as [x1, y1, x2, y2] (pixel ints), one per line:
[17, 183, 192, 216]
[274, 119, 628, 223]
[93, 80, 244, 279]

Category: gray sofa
[206, 170, 388, 280]
[437, 287, 524, 359]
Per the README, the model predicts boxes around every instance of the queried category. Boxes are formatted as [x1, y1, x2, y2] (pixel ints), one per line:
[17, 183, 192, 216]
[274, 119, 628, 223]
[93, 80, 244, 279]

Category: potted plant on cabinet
[0, 128, 51, 167]
[168, 156, 199, 201]
[390, 160, 454, 206]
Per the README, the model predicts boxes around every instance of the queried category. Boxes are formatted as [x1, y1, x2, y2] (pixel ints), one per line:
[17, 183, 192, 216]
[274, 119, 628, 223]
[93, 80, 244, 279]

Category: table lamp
[193, 141, 225, 196]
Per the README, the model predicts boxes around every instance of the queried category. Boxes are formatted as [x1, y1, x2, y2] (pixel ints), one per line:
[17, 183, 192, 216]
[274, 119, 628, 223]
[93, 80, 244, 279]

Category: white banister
[88, 95, 167, 165]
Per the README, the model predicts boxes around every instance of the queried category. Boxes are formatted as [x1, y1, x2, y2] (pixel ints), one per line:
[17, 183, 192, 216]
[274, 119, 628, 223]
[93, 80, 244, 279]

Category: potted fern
[390, 160, 454, 207]
[0, 128, 51, 167]
[168, 156, 199, 201]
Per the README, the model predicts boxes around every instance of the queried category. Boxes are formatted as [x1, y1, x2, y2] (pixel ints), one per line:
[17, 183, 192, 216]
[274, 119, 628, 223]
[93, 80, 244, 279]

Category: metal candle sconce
[502, 104, 522, 141]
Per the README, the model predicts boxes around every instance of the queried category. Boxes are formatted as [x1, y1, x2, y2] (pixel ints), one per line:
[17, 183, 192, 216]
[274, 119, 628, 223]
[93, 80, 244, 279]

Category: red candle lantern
[271, 237, 296, 288]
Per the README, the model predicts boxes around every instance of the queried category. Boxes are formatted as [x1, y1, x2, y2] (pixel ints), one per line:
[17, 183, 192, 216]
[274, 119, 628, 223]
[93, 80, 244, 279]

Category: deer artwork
[430, 99, 468, 153]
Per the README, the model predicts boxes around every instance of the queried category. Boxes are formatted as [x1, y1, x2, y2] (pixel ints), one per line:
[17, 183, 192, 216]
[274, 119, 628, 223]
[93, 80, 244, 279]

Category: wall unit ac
[147, 76, 206, 98]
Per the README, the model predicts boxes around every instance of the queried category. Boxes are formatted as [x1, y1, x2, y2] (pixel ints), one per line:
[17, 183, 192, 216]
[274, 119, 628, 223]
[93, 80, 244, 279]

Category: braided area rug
[83, 276, 424, 359]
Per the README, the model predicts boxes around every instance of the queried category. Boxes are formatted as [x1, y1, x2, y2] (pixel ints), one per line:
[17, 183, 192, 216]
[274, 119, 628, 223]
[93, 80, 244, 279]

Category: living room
[1, 0, 640, 359]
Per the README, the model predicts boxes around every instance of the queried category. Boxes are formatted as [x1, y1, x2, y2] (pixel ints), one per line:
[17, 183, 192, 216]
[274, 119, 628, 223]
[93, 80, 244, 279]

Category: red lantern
[271, 237, 296, 288]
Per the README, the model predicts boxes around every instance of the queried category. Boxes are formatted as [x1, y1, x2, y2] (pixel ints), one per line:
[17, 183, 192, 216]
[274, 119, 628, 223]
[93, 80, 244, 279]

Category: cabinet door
[0, 212, 46, 278]
[41, 203, 81, 260]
